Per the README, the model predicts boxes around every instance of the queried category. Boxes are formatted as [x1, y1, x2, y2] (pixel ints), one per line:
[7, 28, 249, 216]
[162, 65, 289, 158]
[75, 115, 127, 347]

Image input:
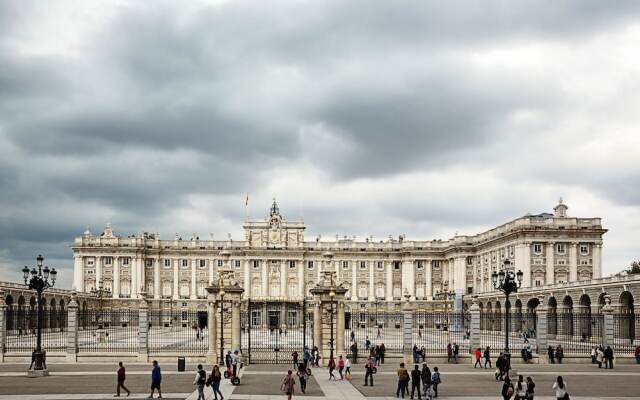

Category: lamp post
[90, 279, 111, 328]
[491, 259, 523, 378]
[21, 254, 57, 372]
[219, 276, 225, 366]
[329, 276, 336, 360]
[435, 287, 455, 334]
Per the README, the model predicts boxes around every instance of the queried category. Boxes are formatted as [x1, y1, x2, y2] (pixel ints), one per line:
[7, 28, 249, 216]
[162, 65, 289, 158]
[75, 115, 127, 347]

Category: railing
[548, 313, 603, 354]
[148, 310, 208, 353]
[77, 310, 139, 352]
[4, 308, 67, 352]
[612, 313, 636, 354]
[411, 311, 470, 355]
[346, 311, 404, 356]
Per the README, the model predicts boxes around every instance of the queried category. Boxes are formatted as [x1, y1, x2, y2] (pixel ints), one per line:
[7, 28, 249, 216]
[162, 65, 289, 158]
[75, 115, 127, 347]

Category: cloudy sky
[1, 1, 640, 288]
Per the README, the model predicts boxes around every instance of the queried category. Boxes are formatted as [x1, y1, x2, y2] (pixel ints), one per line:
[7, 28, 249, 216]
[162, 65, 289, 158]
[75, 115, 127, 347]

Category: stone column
[469, 297, 481, 360]
[73, 255, 84, 292]
[402, 300, 414, 365]
[0, 291, 5, 363]
[472, 261, 478, 295]
[546, 242, 555, 285]
[592, 243, 602, 279]
[351, 262, 358, 301]
[425, 261, 433, 300]
[313, 301, 323, 359]
[231, 300, 241, 351]
[569, 242, 578, 283]
[153, 257, 161, 300]
[385, 261, 393, 301]
[536, 296, 548, 363]
[449, 259, 455, 290]
[139, 257, 146, 296]
[262, 260, 268, 298]
[401, 260, 415, 300]
[368, 262, 375, 301]
[298, 262, 305, 298]
[131, 257, 139, 299]
[208, 259, 215, 285]
[138, 293, 149, 362]
[336, 300, 345, 357]
[191, 259, 197, 300]
[317, 259, 322, 283]
[95, 256, 103, 288]
[113, 257, 121, 299]
[601, 295, 614, 347]
[281, 260, 288, 298]
[207, 298, 218, 364]
[172, 260, 179, 300]
[66, 293, 79, 362]
[244, 260, 251, 299]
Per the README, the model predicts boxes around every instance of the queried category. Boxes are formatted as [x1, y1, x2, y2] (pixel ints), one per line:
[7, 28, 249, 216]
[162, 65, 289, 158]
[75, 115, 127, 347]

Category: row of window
[532, 243, 591, 255]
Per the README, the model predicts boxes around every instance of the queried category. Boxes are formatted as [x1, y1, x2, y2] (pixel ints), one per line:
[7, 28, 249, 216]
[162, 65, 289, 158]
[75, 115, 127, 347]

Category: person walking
[555, 345, 564, 364]
[345, 356, 352, 376]
[303, 348, 311, 368]
[501, 377, 514, 400]
[351, 342, 359, 364]
[364, 357, 375, 386]
[115, 361, 131, 397]
[396, 362, 410, 399]
[410, 364, 422, 400]
[337, 355, 345, 380]
[292, 351, 299, 369]
[209, 365, 224, 400]
[225, 351, 232, 376]
[635, 345, 640, 364]
[350, 330, 355, 343]
[596, 346, 604, 368]
[552, 376, 569, 400]
[446, 343, 452, 363]
[453, 343, 460, 364]
[281, 370, 296, 400]
[420, 363, 431, 395]
[365, 336, 371, 352]
[297, 362, 308, 394]
[474, 348, 482, 368]
[193, 364, 206, 400]
[514, 375, 527, 400]
[431, 367, 441, 398]
[604, 345, 614, 369]
[327, 356, 336, 380]
[149, 360, 162, 399]
[526, 376, 535, 400]
[548, 346, 555, 364]
[495, 353, 505, 381]
[380, 343, 386, 364]
[590, 346, 597, 364]
[484, 346, 492, 369]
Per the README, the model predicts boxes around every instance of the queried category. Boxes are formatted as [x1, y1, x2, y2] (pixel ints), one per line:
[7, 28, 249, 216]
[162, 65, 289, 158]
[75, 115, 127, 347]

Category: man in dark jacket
[380, 343, 386, 364]
[351, 342, 358, 364]
[421, 363, 432, 393]
[604, 346, 614, 369]
[410, 364, 422, 400]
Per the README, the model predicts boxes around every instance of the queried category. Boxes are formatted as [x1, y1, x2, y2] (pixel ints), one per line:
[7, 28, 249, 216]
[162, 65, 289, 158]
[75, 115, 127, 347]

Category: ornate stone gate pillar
[0, 291, 5, 363]
[336, 301, 345, 356]
[310, 268, 347, 365]
[206, 294, 218, 365]
[206, 270, 244, 365]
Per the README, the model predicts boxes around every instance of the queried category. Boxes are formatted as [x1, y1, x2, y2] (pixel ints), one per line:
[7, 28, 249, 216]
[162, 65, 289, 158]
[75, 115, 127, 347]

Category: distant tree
[626, 261, 640, 275]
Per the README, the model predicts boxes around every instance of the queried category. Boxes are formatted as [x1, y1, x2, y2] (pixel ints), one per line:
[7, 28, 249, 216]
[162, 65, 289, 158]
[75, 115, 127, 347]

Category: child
[431, 366, 441, 398]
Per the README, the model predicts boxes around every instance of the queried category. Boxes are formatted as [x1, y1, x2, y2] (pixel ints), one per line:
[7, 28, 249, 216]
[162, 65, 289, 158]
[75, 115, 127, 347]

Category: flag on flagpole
[245, 193, 249, 206]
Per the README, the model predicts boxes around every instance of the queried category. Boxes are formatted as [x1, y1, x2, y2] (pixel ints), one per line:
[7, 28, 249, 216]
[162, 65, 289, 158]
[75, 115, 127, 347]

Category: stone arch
[514, 299, 523, 333]
[48, 298, 57, 329]
[577, 294, 592, 339]
[561, 295, 574, 336]
[5, 294, 15, 331]
[548, 296, 558, 337]
[495, 300, 502, 332]
[525, 297, 539, 336]
[58, 298, 66, 332]
[618, 291, 635, 340]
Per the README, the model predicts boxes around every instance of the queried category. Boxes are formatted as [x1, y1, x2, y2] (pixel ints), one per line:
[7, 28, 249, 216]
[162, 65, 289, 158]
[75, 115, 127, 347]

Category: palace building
[72, 199, 606, 307]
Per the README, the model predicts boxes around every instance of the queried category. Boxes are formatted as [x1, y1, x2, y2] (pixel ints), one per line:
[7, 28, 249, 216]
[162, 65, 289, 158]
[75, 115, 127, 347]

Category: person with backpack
[281, 370, 296, 400]
[364, 356, 375, 386]
[114, 361, 131, 397]
[208, 365, 224, 400]
[484, 346, 492, 369]
[297, 362, 308, 394]
[552, 376, 569, 400]
[431, 367, 441, 398]
[337, 355, 345, 380]
[501, 376, 514, 400]
[303, 348, 311, 368]
[474, 347, 482, 368]
[327, 356, 336, 380]
[410, 364, 422, 400]
[193, 364, 207, 400]
[396, 362, 410, 399]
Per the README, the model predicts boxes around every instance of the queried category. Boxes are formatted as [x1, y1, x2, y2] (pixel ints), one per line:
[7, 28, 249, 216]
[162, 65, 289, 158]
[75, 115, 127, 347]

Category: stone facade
[71, 199, 605, 310]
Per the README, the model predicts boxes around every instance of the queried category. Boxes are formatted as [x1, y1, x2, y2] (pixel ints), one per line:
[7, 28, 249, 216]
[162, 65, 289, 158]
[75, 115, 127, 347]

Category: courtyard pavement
[0, 361, 638, 399]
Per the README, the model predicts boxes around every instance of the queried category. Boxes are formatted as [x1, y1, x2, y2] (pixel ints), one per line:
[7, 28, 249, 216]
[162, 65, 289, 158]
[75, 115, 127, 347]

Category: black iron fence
[148, 310, 208, 353]
[612, 313, 636, 354]
[4, 308, 67, 352]
[77, 309, 139, 352]
[548, 313, 603, 354]
[346, 311, 404, 357]
[411, 311, 470, 354]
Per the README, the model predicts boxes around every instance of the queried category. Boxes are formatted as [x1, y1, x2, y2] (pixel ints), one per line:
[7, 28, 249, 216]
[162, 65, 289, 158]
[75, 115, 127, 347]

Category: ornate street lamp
[21, 254, 57, 373]
[434, 286, 455, 334]
[491, 259, 523, 378]
[219, 275, 226, 366]
[90, 279, 111, 328]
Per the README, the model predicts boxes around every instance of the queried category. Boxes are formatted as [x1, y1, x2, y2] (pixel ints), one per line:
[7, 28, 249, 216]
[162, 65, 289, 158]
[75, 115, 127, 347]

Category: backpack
[197, 370, 206, 385]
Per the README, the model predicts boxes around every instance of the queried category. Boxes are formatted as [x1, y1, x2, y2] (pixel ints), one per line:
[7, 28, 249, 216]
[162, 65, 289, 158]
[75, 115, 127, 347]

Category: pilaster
[113, 256, 121, 299]
[402, 299, 414, 365]
[569, 242, 578, 283]
[138, 292, 149, 362]
[546, 242, 555, 285]
[469, 297, 480, 357]
[536, 296, 548, 363]
[0, 291, 6, 363]
[601, 295, 614, 347]
[66, 293, 79, 362]
[336, 301, 345, 357]
[231, 299, 241, 351]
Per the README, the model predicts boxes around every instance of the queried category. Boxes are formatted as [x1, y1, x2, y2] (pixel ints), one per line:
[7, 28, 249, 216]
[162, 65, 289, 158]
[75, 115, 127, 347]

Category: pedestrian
[328, 356, 336, 380]
[193, 364, 206, 400]
[590, 346, 596, 364]
[526, 376, 535, 400]
[474, 347, 482, 368]
[431, 367, 441, 398]
[281, 370, 296, 400]
[552, 376, 569, 400]
[292, 351, 299, 368]
[514, 374, 527, 400]
[635, 345, 640, 364]
[338, 355, 345, 380]
[351, 342, 359, 364]
[495, 353, 505, 381]
[209, 365, 224, 400]
[413, 344, 420, 364]
[115, 361, 131, 397]
[303, 347, 310, 368]
[366, 336, 371, 351]
[548, 345, 555, 364]
[420, 363, 431, 394]
[350, 330, 355, 343]
[297, 362, 308, 394]
[380, 343, 386, 364]
[555, 345, 564, 364]
[446, 343, 452, 363]
[410, 364, 422, 400]
[231, 350, 240, 378]
[453, 343, 459, 364]
[364, 357, 375, 386]
[501, 376, 514, 400]
[345, 356, 352, 376]
[29, 348, 36, 370]
[604, 345, 614, 369]
[225, 350, 232, 376]
[484, 346, 492, 369]
[374, 345, 381, 366]
[396, 362, 409, 399]
[596, 346, 604, 368]
[149, 360, 162, 399]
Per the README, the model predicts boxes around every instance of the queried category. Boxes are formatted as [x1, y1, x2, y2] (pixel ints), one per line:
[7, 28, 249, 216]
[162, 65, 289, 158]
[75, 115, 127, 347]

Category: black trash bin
[178, 357, 186, 372]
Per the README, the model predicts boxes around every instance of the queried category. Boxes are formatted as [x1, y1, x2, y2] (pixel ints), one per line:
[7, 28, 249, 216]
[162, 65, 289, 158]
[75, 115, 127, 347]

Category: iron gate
[242, 300, 312, 364]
